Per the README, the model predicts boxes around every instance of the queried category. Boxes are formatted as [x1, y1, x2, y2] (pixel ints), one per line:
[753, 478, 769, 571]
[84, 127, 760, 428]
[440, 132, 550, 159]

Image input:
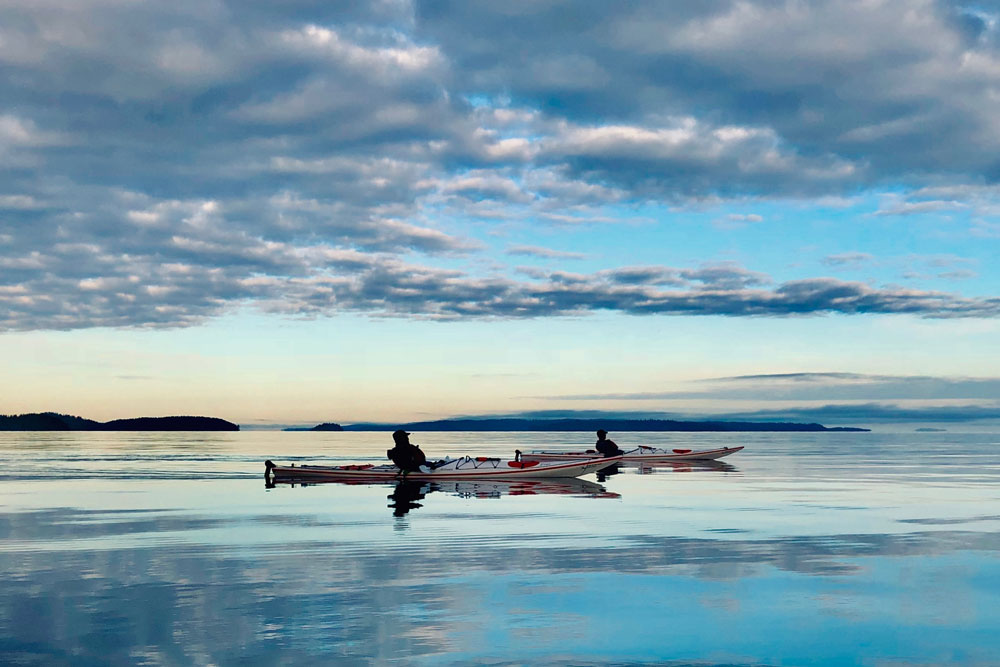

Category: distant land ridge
[339, 418, 869, 432]
[0, 412, 239, 431]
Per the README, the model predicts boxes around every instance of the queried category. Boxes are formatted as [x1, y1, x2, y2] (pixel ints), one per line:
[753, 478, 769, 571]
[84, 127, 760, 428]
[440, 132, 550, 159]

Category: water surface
[1, 431, 998, 665]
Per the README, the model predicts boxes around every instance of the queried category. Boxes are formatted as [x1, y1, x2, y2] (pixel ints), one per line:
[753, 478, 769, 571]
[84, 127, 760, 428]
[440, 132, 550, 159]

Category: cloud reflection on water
[2, 499, 999, 663]
[1, 432, 999, 664]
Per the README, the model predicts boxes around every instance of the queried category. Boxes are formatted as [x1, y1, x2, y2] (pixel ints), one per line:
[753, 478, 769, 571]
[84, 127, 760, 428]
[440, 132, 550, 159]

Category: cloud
[874, 199, 968, 216]
[247, 264, 1000, 322]
[936, 269, 978, 280]
[712, 403, 1000, 424]
[712, 212, 765, 229]
[705, 372, 1000, 400]
[679, 263, 771, 290]
[921, 254, 977, 270]
[729, 213, 763, 223]
[7, 2, 1000, 202]
[505, 245, 586, 259]
[536, 117, 861, 197]
[416, 0, 1000, 185]
[896, 253, 980, 281]
[879, 185, 1000, 221]
[434, 172, 536, 204]
[546, 372, 1000, 402]
[822, 252, 875, 268]
[5, 242, 1000, 330]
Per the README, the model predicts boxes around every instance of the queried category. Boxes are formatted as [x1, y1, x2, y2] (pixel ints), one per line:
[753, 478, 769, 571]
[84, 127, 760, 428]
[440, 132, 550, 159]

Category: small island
[0, 412, 239, 431]
[283, 422, 344, 432]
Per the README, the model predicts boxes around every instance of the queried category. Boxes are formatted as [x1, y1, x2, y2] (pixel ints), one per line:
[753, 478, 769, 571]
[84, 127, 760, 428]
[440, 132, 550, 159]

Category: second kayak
[521, 445, 744, 463]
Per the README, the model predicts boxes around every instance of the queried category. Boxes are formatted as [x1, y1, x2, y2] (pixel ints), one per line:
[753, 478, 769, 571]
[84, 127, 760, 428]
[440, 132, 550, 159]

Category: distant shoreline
[2, 413, 872, 433]
[0, 413, 239, 431]
[293, 418, 870, 432]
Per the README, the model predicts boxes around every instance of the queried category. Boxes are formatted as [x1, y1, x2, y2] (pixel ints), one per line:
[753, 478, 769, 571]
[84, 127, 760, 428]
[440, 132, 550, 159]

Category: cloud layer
[3, 1, 1000, 330]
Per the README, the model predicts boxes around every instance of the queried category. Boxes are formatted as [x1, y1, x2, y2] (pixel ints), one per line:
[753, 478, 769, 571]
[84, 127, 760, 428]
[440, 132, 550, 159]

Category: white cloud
[874, 199, 967, 216]
[506, 245, 586, 260]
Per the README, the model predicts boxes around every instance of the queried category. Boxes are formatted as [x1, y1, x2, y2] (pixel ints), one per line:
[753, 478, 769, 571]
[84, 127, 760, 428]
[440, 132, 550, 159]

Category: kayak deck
[265, 455, 621, 481]
[522, 445, 744, 462]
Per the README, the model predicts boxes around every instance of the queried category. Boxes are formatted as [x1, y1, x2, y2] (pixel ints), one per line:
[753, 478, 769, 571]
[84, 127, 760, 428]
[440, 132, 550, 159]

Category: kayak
[265, 454, 621, 481]
[521, 445, 744, 463]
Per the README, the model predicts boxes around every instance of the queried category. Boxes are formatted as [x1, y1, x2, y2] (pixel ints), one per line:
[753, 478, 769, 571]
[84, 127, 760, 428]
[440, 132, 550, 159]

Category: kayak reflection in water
[387, 429, 427, 472]
[266, 477, 620, 516]
[596, 429, 624, 457]
[388, 480, 428, 516]
[388, 478, 620, 516]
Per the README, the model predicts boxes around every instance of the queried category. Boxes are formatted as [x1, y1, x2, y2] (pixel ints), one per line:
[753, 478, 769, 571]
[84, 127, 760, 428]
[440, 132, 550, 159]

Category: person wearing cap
[387, 429, 427, 472]
[595, 429, 623, 457]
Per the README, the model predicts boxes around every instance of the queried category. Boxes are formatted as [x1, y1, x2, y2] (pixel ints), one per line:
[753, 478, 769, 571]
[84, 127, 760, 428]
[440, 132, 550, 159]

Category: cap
[393, 429, 410, 437]
[597, 429, 607, 436]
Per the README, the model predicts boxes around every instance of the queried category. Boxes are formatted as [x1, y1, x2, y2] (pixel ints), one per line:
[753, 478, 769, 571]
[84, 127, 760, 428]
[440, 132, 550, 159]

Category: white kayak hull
[521, 445, 744, 463]
[265, 455, 621, 481]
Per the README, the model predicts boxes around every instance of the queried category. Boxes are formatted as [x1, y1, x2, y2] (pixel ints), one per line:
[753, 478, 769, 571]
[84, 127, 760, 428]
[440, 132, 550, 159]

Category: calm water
[1, 430, 998, 666]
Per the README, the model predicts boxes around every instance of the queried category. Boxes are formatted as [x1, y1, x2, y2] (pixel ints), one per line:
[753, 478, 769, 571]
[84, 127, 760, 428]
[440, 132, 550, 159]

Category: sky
[1, 0, 999, 427]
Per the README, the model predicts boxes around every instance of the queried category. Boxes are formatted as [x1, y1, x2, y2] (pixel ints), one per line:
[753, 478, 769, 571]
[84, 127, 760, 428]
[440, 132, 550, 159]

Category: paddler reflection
[596, 463, 622, 482]
[388, 480, 428, 516]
